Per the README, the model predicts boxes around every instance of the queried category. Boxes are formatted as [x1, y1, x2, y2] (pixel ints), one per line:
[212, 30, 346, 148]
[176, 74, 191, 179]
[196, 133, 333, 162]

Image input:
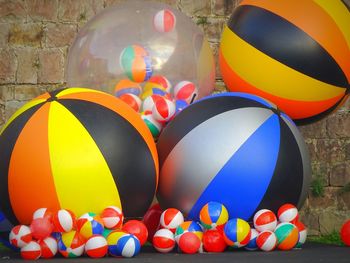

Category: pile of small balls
[145, 202, 307, 254]
[9, 206, 149, 260]
[115, 76, 196, 139]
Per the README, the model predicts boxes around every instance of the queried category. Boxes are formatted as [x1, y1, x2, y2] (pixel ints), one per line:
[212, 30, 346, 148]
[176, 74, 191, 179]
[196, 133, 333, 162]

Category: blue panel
[196, 92, 273, 108]
[188, 114, 281, 221]
[208, 202, 222, 223]
[225, 219, 238, 241]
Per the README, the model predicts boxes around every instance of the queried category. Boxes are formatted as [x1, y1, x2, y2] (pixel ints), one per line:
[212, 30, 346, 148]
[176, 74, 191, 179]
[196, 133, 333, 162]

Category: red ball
[142, 203, 163, 242]
[30, 218, 53, 240]
[202, 230, 227, 253]
[178, 232, 201, 254]
[340, 219, 350, 246]
[122, 220, 148, 246]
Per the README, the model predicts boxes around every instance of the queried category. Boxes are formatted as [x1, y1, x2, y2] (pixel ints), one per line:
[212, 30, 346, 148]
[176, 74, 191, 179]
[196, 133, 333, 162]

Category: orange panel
[219, 51, 345, 120]
[8, 103, 60, 224]
[240, 0, 350, 82]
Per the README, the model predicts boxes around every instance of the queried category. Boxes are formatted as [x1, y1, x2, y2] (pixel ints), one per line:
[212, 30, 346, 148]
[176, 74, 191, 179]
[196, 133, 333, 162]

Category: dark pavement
[1, 243, 349, 262]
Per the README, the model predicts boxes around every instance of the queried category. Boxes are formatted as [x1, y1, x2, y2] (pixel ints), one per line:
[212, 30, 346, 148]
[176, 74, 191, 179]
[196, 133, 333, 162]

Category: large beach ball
[157, 93, 311, 221]
[66, 0, 215, 101]
[219, 0, 350, 123]
[0, 88, 158, 227]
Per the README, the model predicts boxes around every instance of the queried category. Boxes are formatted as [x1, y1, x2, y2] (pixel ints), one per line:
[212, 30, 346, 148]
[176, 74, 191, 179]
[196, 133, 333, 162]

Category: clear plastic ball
[66, 0, 215, 101]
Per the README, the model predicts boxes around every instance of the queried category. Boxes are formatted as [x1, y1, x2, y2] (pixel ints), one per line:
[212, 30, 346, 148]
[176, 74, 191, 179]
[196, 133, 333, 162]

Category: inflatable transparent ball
[66, 0, 216, 100]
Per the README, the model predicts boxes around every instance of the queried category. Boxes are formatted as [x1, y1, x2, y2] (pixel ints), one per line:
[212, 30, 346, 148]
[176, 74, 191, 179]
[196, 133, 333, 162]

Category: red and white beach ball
[153, 229, 175, 253]
[153, 9, 176, 33]
[160, 208, 184, 233]
[9, 225, 32, 248]
[21, 241, 41, 260]
[173, 81, 198, 104]
[277, 203, 299, 223]
[85, 235, 108, 258]
[101, 206, 124, 230]
[256, 231, 277, 252]
[38, 237, 57, 259]
[253, 209, 277, 232]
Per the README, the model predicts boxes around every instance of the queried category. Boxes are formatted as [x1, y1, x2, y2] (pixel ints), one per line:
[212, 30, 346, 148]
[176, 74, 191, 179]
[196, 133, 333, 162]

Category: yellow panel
[314, 0, 350, 48]
[48, 101, 121, 216]
[220, 28, 345, 101]
[56, 87, 105, 98]
[0, 99, 46, 135]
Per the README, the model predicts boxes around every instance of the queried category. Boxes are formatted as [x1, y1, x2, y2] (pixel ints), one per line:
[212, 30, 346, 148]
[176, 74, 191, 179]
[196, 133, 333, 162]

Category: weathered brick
[198, 17, 225, 42]
[330, 161, 350, 187]
[26, 0, 58, 21]
[58, 0, 104, 22]
[0, 102, 5, 128]
[346, 141, 350, 160]
[9, 23, 43, 47]
[0, 86, 14, 101]
[0, 23, 10, 48]
[212, 0, 238, 16]
[338, 191, 350, 211]
[179, 0, 211, 17]
[299, 119, 328, 139]
[104, 0, 124, 8]
[0, 49, 17, 83]
[319, 210, 350, 235]
[311, 162, 329, 186]
[14, 85, 43, 100]
[15, 48, 38, 83]
[299, 208, 319, 236]
[326, 112, 350, 139]
[5, 100, 27, 121]
[308, 187, 340, 210]
[209, 42, 221, 80]
[0, 0, 27, 22]
[38, 48, 64, 83]
[308, 139, 346, 164]
[45, 23, 76, 47]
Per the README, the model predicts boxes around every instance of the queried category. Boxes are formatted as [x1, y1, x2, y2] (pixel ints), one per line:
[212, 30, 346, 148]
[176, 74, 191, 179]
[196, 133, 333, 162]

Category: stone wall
[0, 0, 349, 236]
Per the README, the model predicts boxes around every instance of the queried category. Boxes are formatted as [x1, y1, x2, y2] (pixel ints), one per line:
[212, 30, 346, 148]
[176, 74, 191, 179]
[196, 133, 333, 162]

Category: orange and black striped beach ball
[219, 0, 350, 123]
[0, 88, 158, 226]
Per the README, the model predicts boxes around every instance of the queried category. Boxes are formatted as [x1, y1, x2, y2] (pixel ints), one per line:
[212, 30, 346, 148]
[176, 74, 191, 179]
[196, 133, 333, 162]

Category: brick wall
[0, 0, 349, 236]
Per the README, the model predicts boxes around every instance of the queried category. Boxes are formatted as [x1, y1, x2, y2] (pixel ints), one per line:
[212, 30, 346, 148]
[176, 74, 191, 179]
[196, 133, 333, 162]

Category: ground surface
[1, 243, 349, 263]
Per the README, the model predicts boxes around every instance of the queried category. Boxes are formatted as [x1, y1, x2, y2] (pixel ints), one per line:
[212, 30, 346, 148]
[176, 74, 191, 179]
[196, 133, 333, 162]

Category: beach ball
[0, 88, 158, 226]
[202, 229, 227, 253]
[52, 209, 76, 233]
[9, 225, 32, 248]
[30, 218, 53, 240]
[76, 212, 104, 239]
[253, 209, 277, 232]
[32, 208, 53, 221]
[245, 228, 259, 251]
[38, 237, 57, 259]
[153, 228, 175, 253]
[142, 94, 164, 113]
[175, 221, 203, 243]
[295, 221, 307, 248]
[66, 0, 215, 101]
[199, 201, 229, 230]
[175, 100, 188, 114]
[145, 75, 172, 93]
[143, 203, 163, 243]
[173, 81, 198, 104]
[120, 44, 153, 83]
[122, 220, 148, 246]
[100, 206, 124, 230]
[219, 0, 350, 123]
[157, 93, 311, 221]
[108, 231, 141, 258]
[278, 203, 299, 223]
[256, 231, 277, 252]
[21, 241, 41, 260]
[223, 218, 251, 248]
[160, 208, 184, 233]
[119, 93, 142, 112]
[58, 231, 86, 258]
[178, 232, 201, 254]
[153, 9, 176, 33]
[141, 112, 163, 138]
[275, 222, 299, 250]
[340, 219, 350, 246]
[85, 235, 108, 258]
[152, 97, 176, 123]
[141, 86, 170, 101]
[114, 79, 142, 97]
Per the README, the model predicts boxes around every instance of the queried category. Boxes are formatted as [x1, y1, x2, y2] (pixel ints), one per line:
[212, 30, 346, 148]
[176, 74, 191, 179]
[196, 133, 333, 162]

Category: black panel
[228, 5, 348, 88]
[59, 99, 156, 217]
[0, 103, 44, 225]
[253, 116, 304, 219]
[157, 95, 271, 167]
